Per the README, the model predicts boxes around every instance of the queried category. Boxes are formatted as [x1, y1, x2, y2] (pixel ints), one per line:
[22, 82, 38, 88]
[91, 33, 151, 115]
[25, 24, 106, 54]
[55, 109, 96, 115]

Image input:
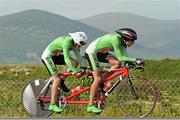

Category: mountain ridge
[0, 10, 179, 63]
[78, 12, 180, 58]
[0, 9, 106, 63]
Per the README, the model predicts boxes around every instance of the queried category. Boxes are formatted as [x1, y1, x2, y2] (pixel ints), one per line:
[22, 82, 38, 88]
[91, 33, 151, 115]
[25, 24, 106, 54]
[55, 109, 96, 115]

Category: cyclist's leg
[88, 73, 103, 113]
[41, 50, 62, 112]
[97, 52, 121, 79]
[41, 49, 58, 77]
[52, 54, 67, 77]
[90, 71, 102, 104]
[106, 54, 121, 69]
[49, 74, 63, 112]
[97, 52, 120, 69]
[53, 54, 78, 73]
[85, 51, 102, 113]
[52, 54, 77, 92]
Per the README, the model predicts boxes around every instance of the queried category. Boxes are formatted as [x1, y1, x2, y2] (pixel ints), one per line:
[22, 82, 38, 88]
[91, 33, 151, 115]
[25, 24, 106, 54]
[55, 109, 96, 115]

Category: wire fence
[0, 79, 179, 118]
[0, 65, 179, 118]
[150, 79, 180, 117]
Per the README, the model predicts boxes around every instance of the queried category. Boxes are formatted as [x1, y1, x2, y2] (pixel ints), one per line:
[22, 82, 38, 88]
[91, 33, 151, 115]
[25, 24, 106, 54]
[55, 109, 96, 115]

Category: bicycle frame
[37, 67, 129, 105]
[22, 61, 158, 118]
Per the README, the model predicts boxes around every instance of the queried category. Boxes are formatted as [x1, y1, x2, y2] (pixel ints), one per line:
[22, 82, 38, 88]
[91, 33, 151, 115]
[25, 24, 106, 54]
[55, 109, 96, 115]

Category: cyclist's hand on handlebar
[135, 58, 145, 66]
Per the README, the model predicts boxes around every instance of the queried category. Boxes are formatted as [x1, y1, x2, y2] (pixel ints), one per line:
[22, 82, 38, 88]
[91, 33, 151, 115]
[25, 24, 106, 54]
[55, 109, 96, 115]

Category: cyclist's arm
[63, 46, 78, 73]
[73, 48, 86, 67]
[112, 37, 136, 62]
[122, 47, 136, 60]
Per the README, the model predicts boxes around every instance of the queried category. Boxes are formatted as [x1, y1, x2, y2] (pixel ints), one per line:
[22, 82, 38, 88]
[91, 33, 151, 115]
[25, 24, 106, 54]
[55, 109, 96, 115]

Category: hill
[0, 10, 179, 63]
[0, 9, 106, 63]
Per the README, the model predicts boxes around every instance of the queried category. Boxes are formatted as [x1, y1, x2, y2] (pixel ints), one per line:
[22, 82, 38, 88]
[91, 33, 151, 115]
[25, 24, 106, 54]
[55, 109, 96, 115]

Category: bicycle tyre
[116, 76, 157, 117]
[21, 79, 53, 117]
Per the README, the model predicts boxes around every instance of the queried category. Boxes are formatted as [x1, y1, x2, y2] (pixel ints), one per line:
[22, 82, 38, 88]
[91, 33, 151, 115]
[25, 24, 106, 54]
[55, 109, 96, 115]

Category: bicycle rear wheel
[116, 77, 157, 117]
[21, 79, 53, 117]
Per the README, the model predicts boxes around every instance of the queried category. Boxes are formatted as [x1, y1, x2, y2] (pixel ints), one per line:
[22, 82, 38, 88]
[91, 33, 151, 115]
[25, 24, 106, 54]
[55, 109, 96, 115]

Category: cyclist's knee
[108, 57, 120, 68]
[111, 61, 121, 69]
[52, 74, 61, 82]
[72, 59, 78, 67]
[93, 71, 102, 81]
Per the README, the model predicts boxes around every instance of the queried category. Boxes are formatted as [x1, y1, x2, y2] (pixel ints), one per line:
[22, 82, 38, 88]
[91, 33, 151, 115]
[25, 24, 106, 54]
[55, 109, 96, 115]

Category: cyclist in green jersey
[41, 32, 87, 112]
[85, 28, 144, 113]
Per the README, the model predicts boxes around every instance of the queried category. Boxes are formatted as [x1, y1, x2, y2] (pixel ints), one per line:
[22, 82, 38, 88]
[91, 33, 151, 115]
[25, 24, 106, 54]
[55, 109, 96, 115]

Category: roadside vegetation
[0, 59, 179, 118]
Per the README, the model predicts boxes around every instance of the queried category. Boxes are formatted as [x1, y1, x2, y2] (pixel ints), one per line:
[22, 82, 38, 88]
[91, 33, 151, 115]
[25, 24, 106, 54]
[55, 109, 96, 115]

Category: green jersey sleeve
[112, 35, 136, 62]
[63, 41, 78, 73]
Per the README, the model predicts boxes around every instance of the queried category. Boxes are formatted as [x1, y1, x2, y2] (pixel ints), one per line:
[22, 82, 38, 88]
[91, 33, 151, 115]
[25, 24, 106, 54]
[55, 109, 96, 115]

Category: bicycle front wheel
[21, 79, 53, 117]
[116, 77, 157, 117]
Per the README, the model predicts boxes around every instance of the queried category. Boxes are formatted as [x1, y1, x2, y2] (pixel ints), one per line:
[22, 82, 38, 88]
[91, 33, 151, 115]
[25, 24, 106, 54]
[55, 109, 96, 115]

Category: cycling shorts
[41, 48, 66, 76]
[85, 39, 112, 71]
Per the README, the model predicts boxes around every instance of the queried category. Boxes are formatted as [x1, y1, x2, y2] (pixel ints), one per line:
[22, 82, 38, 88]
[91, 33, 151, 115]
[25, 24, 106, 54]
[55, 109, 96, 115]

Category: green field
[0, 59, 179, 118]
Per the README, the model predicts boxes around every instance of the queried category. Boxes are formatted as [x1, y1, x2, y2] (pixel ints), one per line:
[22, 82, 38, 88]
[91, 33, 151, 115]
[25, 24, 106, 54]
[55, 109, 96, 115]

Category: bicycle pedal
[33, 100, 40, 103]
[36, 100, 40, 103]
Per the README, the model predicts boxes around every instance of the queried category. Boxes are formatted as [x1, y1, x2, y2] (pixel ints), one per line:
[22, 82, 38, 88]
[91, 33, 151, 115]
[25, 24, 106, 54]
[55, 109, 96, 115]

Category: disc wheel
[21, 79, 53, 117]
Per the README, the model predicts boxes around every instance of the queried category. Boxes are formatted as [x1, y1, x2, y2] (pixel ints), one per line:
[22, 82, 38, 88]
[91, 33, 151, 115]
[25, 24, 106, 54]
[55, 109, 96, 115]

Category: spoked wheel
[21, 79, 53, 117]
[116, 77, 157, 118]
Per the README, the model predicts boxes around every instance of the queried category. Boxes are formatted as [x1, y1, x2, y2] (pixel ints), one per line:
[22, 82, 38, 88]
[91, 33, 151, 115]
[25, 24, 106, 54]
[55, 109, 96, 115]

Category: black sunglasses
[80, 41, 86, 46]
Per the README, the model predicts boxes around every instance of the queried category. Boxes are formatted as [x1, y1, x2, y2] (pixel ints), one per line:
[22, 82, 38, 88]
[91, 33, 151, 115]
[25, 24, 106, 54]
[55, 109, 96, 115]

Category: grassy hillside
[0, 59, 179, 118]
[132, 59, 180, 80]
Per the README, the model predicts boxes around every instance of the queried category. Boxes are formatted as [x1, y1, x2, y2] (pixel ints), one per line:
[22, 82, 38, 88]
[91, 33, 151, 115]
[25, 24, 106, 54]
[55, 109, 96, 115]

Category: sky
[0, 0, 180, 20]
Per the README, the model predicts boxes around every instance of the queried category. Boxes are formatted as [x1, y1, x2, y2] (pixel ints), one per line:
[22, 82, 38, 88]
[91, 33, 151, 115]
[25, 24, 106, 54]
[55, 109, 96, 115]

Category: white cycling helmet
[69, 32, 88, 46]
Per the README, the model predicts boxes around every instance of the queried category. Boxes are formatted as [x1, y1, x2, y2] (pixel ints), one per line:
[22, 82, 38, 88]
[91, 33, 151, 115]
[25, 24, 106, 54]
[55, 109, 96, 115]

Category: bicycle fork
[128, 76, 138, 99]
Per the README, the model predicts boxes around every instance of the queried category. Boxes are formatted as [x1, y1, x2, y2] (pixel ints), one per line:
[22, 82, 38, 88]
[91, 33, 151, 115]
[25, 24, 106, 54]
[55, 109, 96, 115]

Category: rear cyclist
[85, 28, 144, 113]
[41, 32, 87, 112]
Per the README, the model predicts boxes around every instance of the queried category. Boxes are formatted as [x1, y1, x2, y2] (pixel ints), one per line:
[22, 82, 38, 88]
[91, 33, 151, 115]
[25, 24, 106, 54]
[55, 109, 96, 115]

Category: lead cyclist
[85, 28, 144, 113]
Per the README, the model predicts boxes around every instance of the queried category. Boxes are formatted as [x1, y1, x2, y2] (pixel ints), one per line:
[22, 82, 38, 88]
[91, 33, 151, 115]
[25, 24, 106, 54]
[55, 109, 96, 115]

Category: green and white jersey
[42, 36, 84, 74]
[85, 33, 136, 71]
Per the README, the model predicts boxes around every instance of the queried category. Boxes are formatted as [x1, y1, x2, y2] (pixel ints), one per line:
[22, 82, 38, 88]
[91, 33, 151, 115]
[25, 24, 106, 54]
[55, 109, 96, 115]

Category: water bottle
[103, 81, 113, 92]
[71, 85, 83, 93]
